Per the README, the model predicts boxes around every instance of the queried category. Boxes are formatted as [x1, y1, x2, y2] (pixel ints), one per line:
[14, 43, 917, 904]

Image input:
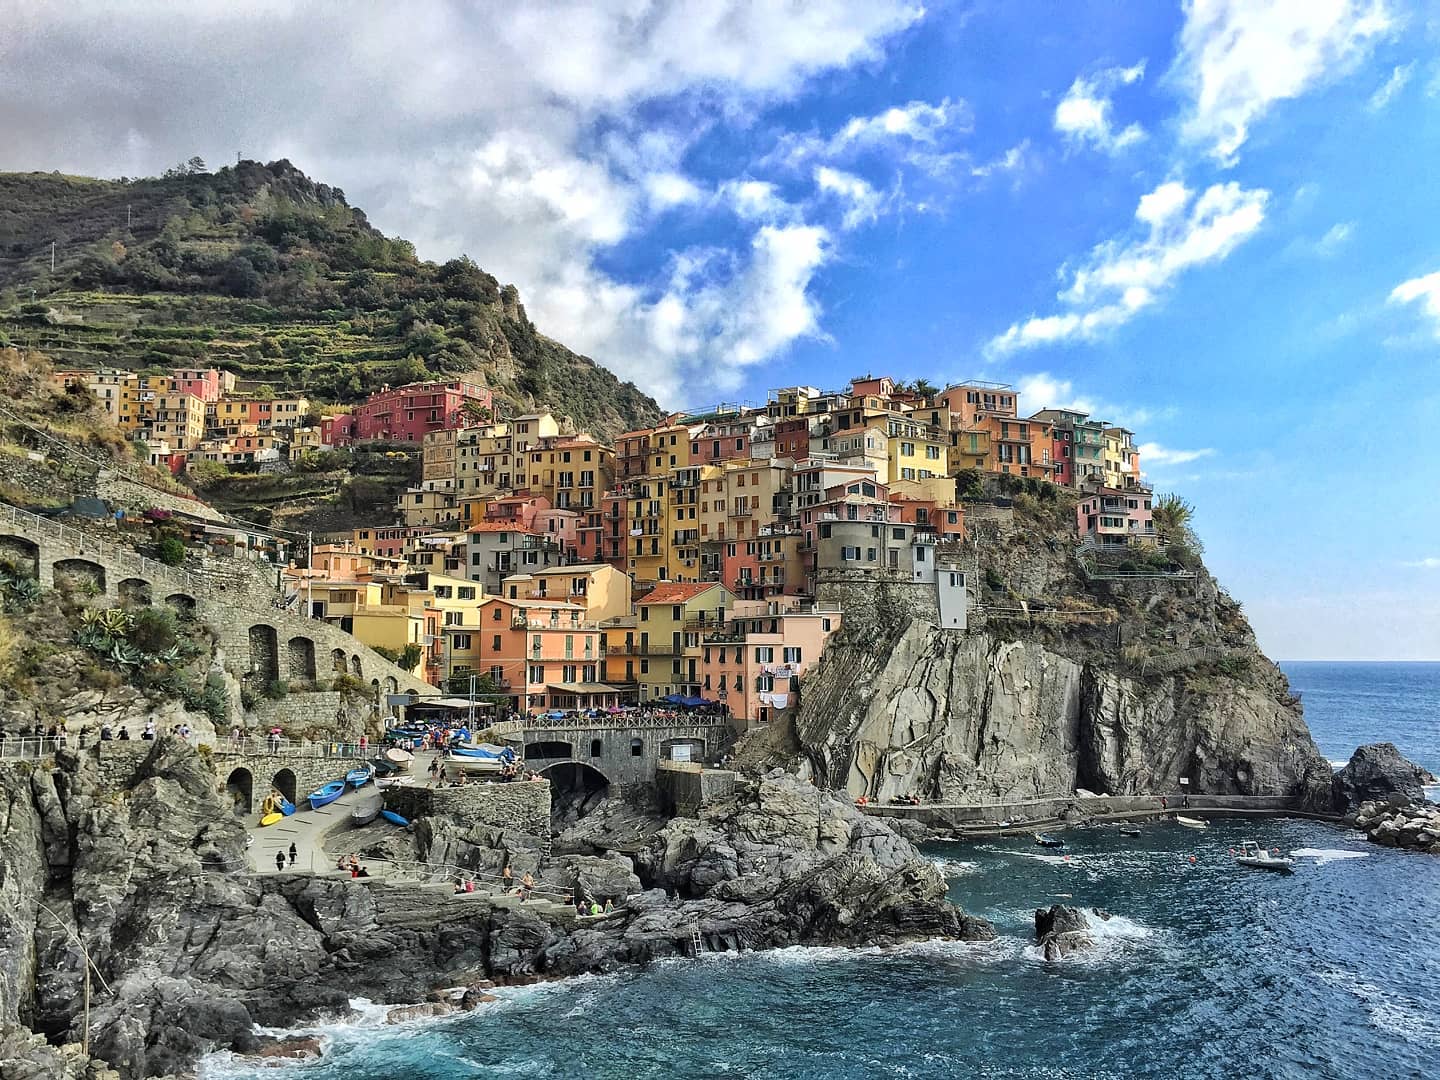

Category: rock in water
[1035, 904, 1097, 960]
[1333, 743, 1436, 811]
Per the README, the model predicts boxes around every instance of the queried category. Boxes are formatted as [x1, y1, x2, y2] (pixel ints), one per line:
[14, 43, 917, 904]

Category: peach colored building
[700, 597, 843, 729]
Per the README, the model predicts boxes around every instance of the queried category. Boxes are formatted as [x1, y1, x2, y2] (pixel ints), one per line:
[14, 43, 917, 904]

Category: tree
[1153, 493, 1203, 558]
[913, 378, 939, 397]
[156, 536, 186, 567]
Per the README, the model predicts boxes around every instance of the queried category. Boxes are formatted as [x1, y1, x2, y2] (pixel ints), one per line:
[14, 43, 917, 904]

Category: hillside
[0, 160, 662, 441]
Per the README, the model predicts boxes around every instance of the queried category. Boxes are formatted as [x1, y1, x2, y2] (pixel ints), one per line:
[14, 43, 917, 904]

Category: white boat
[375, 774, 414, 789]
[444, 752, 506, 774]
[384, 748, 414, 770]
[1175, 815, 1209, 829]
[1233, 840, 1296, 874]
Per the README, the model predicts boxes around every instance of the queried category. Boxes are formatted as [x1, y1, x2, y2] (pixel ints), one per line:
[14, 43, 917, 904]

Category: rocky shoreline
[0, 741, 992, 1079]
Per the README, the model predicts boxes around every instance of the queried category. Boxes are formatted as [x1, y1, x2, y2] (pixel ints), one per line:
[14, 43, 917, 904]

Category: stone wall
[656, 765, 737, 817]
[94, 470, 226, 523]
[384, 779, 550, 836]
[521, 719, 728, 785]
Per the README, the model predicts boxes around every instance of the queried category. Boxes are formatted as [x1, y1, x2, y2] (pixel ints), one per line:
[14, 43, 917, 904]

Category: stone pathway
[247, 781, 391, 875]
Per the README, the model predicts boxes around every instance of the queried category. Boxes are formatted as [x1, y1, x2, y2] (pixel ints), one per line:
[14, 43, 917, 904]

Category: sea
[208, 662, 1440, 1080]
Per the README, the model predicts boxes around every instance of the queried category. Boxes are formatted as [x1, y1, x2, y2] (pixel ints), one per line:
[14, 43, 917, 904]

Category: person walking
[288, 842, 298, 867]
[274, 851, 286, 873]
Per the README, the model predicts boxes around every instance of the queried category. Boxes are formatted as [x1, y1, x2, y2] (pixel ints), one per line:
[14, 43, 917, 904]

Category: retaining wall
[384, 779, 550, 836]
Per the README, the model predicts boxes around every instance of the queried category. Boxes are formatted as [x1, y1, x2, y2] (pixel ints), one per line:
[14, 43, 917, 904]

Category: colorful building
[322, 380, 494, 446]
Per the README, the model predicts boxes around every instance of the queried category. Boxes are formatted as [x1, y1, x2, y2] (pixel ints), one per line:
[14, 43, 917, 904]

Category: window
[755, 646, 774, 663]
[630, 738, 644, 757]
[452, 634, 471, 650]
[590, 739, 602, 757]
[822, 618, 832, 631]
[841, 545, 861, 561]
[458, 586, 475, 599]
[528, 665, 544, 683]
[756, 674, 774, 692]
[640, 659, 650, 674]
[491, 605, 502, 620]
[892, 527, 905, 541]
[783, 647, 801, 664]
[444, 611, 463, 625]
[672, 605, 682, 620]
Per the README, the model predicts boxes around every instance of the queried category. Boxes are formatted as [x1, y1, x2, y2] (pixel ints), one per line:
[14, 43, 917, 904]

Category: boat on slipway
[307, 780, 346, 809]
[1232, 840, 1296, 874]
[351, 791, 383, 826]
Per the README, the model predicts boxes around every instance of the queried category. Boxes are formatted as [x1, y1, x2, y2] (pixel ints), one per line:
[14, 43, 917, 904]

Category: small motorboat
[1232, 840, 1296, 874]
[307, 781, 346, 809]
[1034, 833, 1065, 848]
[445, 752, 506, 774]
[449, 743, 515, 761]
[1175, 815, 1209, 830]
[383, 748, 414, 770]
[376, 774, 414, 789]
[259, 812, 283, 827]
[1118, 826, 1142, 838]
[351, 792, 383, 826]
[346, 766, 374, 788]
[380, 809, 410, 827]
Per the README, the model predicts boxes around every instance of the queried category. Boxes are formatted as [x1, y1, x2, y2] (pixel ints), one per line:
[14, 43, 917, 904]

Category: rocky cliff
[789, 497, 1333, 809]
[0, 741, 987, 1078]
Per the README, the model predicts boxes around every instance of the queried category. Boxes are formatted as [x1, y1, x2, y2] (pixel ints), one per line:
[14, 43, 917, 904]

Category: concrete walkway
[248, 780, 389, 875]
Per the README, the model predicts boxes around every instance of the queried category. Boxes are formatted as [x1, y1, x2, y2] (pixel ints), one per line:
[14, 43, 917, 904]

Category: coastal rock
[1351, 799, 1440, 856]
[792, 621, 1331, 805]
[1333, 744, 1435, 812]
[1034, 904, 1106, 960]
[0, 1021, 122, 1080]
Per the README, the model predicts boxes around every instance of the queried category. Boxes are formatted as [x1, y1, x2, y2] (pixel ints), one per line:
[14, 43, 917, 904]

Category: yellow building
[287, 426, 326, 461]
[145, 391, 206, 450]
[1102, 427, 1141, 489]
[884, 416, 948, 484]
[949, 428, 991, 473]
[421, 428, 459, 489]
[500, 563, 631, 624]
[51, 369, 141, 430]
[531, 435, 613, 512]
[455, 422, 516, 500]
[625, 581, 735, 702]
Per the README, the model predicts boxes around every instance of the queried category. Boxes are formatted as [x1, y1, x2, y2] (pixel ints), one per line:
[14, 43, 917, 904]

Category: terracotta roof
[465, 521, 542, 535]
[637, 581, 720, 605]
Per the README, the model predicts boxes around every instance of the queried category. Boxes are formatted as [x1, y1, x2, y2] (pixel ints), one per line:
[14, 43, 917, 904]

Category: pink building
[484, 492, 553, 534]
[700, 598, 843, 729]
[1076, 486, 1154, 546]
[533, 507, 579, 556]
[323, 380, 494, 446]
[171, 367, 235, 403]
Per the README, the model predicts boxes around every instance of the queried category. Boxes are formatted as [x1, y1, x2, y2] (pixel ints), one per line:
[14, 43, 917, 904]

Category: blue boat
[380, 809, 410, 827]
[278, 797, 296, 816]
[450, 743, 515, 762]
[346, 767, 373, 788]
[307, 781, 345, 809]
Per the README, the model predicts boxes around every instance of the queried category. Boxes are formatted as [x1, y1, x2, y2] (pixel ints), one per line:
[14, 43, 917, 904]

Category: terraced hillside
[0, 161, 662, 441]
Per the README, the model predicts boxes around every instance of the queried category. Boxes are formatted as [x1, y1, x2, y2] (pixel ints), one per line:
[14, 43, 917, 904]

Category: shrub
[984, 567, 1004, 591]
[265, 678, 289, 699]
[128, 606, 178, 654]
[157, 536, 186, 566]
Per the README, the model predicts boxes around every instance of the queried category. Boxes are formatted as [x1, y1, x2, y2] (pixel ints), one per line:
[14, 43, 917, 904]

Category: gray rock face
[1333, 743, 1436, 811]
[795, 623, 1331, 804]
[1352, 799, 1440, 855]
[0, 1021, 121, 1080]
[1034, 904, 1109, 960]
[0, 744, 990, 1079]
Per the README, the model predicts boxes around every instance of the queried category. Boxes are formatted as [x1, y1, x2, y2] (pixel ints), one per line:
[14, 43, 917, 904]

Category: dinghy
[307, 780, 346, 809]
[1232, 840, 1295, 874]
[1175, 815, 1209, 830]
[449, 743, 514, 761]
[380, 809, 410, 827]
[345, 766, 374, 788]
[278, 797, 296, 816]
[351, 792, 383, 826]
[260, 812, 283, 827]
[1034, 833, 1065, 848]
[1118, 826, 1142, 838]
[445, 752, 506, 774]
[383, 748, 414, 770]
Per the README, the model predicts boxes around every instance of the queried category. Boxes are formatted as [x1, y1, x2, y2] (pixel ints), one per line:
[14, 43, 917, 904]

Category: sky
[2, 1, 1439, 661]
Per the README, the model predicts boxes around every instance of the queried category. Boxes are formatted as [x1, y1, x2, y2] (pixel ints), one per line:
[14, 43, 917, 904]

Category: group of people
[0, 718, 173, 749]
[334, 853, 370, 878]
[575, 897, 615, 917]
[273, 842, 299, 872]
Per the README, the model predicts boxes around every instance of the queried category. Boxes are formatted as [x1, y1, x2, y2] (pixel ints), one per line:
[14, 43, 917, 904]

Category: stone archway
[385, 676, 400, 696]
[271, 768, 297, 806]
[117, 578, 153, 606]
[164, 593, 197, 616]
[286, 636, 316, 682]
[350, 656, 363, 677]
[249, 624, 279, 683]
[538, 760, 610, 824]
[53, 557, 106, 595]
[0, 535, 40, 579]
[225, 766, 254, 816]
[331, 648, 347, 674]
[525, 739, 575, 760]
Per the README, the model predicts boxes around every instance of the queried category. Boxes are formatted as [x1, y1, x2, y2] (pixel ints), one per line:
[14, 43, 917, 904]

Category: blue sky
[3, 1, 1439, 659]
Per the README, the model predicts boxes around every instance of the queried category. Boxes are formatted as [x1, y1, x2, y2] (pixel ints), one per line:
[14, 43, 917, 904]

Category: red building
[322, 380, 494, 446]
[773, 418, 810, 460]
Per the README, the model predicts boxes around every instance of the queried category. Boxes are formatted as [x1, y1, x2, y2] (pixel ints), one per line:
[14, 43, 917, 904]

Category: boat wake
[1320, 970, 1440, 1045]
[929, 856, 981, 877]
[1290, 847, 1370, 865]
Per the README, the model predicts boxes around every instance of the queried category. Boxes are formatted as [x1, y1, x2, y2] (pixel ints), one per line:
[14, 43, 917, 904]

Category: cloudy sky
[3, 0, 1439, 660]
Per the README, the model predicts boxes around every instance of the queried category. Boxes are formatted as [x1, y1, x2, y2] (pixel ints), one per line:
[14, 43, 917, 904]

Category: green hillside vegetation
[0, 159, 662, 440]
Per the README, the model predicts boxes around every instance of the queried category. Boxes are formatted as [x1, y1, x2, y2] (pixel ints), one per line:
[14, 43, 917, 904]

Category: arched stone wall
[331, 648, 347, 673]
[526, 739, 574, 759]
[165, 593, 197, 615]
[118, 578, 153, 605]
[225, 766, 254, 815]
[271, 767, 297, 805]
[53, 557, 107, 594]
[0, 535, 40, 578]
[350, 656, 363, 677]
[249, 624, 279, 683]
[286, 636, 316, 682]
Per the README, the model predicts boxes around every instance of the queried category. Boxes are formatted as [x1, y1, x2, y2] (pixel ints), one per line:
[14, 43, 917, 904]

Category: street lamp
[36, 902, 112, 1057]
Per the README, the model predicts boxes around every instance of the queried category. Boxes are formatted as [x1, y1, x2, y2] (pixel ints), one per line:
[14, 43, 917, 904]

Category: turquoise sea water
[210, 663, 1440, 1080]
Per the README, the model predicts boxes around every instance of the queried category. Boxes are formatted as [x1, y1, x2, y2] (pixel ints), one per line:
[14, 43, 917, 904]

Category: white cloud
[1054, 61, 1146, 153]
[832, 98, 962, 148]
[988, 179, 1269, 354]
[1016, 374, 1100, 416]
[971, 140, 1031, 178]
[814, 166, 886, 229]
[772, 97, 970, 174]
[1171, 0, 1395, 164]
[1314, 221, 1354, 256]
[1138, 442, 1217, 467]
[644, 171, 704, 210]
[1389, 270, 1440, 338]
[1402, 557, 1440, 569]
[0, 2, 929, 407]
[1368, 62, 1414, 109]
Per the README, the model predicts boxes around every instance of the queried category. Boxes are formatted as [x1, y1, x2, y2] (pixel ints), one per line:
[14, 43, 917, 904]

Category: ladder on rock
[689, 926, 704, 957]
[540, 834, 553, 861]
